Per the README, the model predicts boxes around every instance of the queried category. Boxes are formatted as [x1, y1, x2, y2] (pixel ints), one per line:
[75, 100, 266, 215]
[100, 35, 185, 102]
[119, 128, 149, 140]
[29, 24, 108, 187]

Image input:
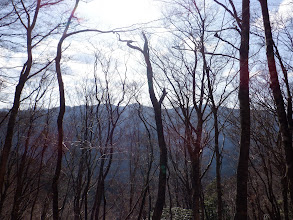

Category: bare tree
[89, 51, 132, 220]
[119, 32, 167, 220]
[258, 0, 293, 210]
[233, 0, 251, 219]
[0, 0, 59, 208]
[11, 78, 52, 219]
[213, 0, 251, 218]
[51, 1, 134, 218]
[156, 1, 237, 218]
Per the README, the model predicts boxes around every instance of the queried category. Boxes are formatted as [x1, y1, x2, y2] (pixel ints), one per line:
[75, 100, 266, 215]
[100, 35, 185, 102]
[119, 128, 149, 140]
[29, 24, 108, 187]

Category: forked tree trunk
[259, 0, 293, 208]
[123, 33, 168, 220]
[234, 0, 250, 219]
[142, 34, 167, 220]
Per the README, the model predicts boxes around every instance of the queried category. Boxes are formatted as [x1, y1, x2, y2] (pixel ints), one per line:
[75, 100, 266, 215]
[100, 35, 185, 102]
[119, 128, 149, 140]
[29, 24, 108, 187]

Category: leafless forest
[0, 0, 293, 219]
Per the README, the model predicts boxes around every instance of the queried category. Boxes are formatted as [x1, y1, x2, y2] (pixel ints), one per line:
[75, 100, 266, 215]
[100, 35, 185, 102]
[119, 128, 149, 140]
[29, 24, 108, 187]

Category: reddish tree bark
[259, 0, 293, 208]
[234, 0, 251, 219]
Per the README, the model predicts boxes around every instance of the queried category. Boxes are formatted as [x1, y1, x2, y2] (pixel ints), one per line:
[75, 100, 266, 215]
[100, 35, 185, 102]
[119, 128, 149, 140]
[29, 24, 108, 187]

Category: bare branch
[159, 88, 167, 105]
[213, 0, 242, 29]
[214, 32, 240, 50]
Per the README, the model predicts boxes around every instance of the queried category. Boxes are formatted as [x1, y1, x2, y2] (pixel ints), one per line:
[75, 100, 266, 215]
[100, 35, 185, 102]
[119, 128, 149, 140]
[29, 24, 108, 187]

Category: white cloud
[278, 0, 293, 21]
[269, 0, 293, 30]
[77, 0, 162, 29]
[252, 0, 293, 32]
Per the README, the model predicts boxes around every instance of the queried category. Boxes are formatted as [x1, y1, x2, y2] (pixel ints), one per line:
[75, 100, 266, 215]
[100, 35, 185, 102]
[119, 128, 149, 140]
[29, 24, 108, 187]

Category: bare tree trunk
[30, 114, 50, 220]
[122, 33, 167, 220]
[191, 150, 201, 220]
[183, 117, 203, 220]
[259, 0, 293, 208]
[152, 105, 167, 220]
[203, 43, 223, 220]
[52, 35, 66, 220]
[137, 107, 154, 220]
[11, 110, 35, 219]
[273, 44, 293, 132]
[0, 78, 27, 195]
[214, 113, 223, 220]
[234, 0, 250, 219]
[83, 161, 91, 220]
[141, 34, 167, 220]
[52, 2, 80, 219]
[0, 0, 41, 197]
[74, 103, 91, 220]
[91, 164, 105, 220]
[281, 176, 289, 220]
[74, 148, 86, 220]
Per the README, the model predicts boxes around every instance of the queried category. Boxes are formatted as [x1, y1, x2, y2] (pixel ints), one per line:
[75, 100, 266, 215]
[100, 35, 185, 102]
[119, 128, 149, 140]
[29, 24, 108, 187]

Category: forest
[0, 0, 293, 219]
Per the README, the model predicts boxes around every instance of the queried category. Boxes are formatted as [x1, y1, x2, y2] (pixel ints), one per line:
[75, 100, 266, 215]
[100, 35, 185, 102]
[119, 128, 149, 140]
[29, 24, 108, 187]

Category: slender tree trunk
[273, 44, 293, 132]
[52, 37, 66, 220]
[74, 149, 86, 220]
[30, 125, 49, 220]
[214, 112, 223, 220]
[0, 38, 32, 199]
[281, 176, 289, 220]
[152, 106, 168, 220]
[123, 33, 167, 220]
[74, 104, 89, 220]
[91, 166, 105, 220]
[137, 110, 154, 220]
[0, 0, 40, 199]
[0, 79, 26, 195]
[191, 151, 201, 220]
[234, 0, 250, 219]
[184, 118, 202, 220]
[142, 34, 167, 220]
[83, 158, 91, 220]
[203, 43, 223, 220]
[11, 113, 34, 219]
[52, 2, 80, 218]
[183, 116, 202, 220]
[259, 0, 293, 208]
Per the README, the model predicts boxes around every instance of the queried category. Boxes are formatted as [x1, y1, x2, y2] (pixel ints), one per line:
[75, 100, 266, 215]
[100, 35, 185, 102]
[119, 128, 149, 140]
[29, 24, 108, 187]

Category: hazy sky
[76, 0, 292, 28]
[77, 0, 162, 29]
[32, 0, 293, 104]
[1, 0, 292, 108]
